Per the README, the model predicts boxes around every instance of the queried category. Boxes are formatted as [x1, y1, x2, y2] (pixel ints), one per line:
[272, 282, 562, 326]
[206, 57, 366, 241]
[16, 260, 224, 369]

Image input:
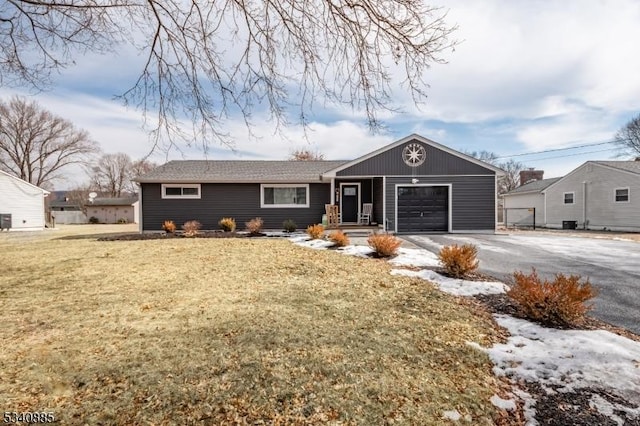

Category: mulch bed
[98, 231, 268, 241]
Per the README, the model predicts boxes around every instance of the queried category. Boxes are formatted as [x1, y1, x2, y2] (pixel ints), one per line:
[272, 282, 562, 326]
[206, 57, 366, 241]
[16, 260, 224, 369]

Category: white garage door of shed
[397, 185, 450, 233]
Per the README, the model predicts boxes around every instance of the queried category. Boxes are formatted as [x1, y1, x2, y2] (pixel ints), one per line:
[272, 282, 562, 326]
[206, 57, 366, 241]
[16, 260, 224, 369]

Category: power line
[515, 147, 615, 163]
[496, 140, 617, 159]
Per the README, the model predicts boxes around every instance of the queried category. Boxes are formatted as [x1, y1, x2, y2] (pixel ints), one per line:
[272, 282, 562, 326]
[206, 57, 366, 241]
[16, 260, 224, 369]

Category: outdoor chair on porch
[325, 204, 340, 228]
[358, 203, 373, 225]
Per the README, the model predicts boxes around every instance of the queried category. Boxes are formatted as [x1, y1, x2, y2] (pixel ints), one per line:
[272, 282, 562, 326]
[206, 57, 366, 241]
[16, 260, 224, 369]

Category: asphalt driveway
[403, 232, 640, 335]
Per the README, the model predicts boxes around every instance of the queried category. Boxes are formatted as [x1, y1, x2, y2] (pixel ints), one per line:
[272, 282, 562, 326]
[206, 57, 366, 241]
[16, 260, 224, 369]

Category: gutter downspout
[582, 181, 587, 230]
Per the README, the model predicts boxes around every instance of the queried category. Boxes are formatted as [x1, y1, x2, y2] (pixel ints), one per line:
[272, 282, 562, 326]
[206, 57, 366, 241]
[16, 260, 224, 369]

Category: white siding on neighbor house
[0, 172, 48, 230]
[544, 163, 640, 231]
[502, 192, 546, 226]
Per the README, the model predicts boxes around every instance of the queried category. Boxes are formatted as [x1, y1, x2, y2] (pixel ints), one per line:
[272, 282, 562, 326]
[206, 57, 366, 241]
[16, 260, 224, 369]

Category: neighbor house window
[261, 184, 309, 208]
[563, 192, 574, 205]
[615, 188, 629, 203]
[161, 184, 201, 199]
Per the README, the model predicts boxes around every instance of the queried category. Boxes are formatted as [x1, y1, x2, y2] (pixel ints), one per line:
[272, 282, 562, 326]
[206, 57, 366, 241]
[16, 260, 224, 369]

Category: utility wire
[496, 140, 617, 159]
[514, 147, 614, 163]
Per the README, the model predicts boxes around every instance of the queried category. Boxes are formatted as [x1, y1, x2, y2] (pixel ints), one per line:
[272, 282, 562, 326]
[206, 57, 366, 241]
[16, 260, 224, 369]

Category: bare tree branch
[288, 148, 324, 161]
[0, 95, 98, 187]
[0, 0, 458, 152]
[615, 114, 640, 158]
[466, 150, 528, 195]
[89, 153, 157, 195]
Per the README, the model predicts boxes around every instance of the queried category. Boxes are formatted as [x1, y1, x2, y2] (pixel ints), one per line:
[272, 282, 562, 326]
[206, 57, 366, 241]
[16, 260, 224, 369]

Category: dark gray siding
[141, 183, 330, 231]
[373, 178, 384, 225]
[385, 176, 496, 232]
[337, 139, 494, 176]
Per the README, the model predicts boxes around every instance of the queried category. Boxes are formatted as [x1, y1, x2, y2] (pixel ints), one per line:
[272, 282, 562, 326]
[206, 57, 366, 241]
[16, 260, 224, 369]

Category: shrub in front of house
[438, 244, 479, 278]
[89, 216, 99, 224]
[329, 230, 350, 247]
[182, 220, 202, 237]
[162, 220, 177, 233]
[245, 217, 264, 234]
[218, 217, 236, 232]
[117, 218, 128, 224]
[367, 232, 401, 257]
[508, 269, 597, 327]
[283, 219, 297, 233]
[306, 224, 325, 239]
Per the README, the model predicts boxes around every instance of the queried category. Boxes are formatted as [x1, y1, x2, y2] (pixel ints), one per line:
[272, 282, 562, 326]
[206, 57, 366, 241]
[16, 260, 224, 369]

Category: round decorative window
[402, 143, 426, 167]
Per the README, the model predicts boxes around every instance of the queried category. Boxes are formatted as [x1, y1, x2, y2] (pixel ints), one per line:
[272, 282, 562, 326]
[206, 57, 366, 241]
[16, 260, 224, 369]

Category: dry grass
[0, 226, 509, 425]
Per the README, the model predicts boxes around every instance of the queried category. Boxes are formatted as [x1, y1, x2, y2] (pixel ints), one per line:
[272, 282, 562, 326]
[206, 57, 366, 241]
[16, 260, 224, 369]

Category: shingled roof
[89, 197, 137, 206]
[593, 161, 640, 175]
[135, 160, 348, 183]
[503, 177, 562, 195]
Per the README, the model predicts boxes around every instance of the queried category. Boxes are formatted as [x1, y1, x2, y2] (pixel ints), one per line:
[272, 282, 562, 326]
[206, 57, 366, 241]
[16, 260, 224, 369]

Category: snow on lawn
[290, 237, 640, 424]
[337, 245, 374, 257]
[388, 248, 440, 268]
[293, 238, 335, 249]
[470, 314, 640, 424]
[391, 268, 507, 296]
[288, 235, 311, 243]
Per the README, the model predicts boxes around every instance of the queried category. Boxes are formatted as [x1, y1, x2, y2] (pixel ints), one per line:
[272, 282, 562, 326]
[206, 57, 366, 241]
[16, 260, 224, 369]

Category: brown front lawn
[0, 228, 512, 424]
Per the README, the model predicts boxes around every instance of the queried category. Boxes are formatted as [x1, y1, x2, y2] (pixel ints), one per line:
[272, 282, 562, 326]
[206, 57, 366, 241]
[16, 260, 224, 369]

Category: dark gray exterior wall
[337, 140, 494, 177]
[384, 176, 496, 232]
[141, 183, 330, 231]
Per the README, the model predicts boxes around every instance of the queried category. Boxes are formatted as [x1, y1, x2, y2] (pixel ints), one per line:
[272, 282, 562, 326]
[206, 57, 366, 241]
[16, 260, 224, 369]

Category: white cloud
[3, 0, 640, 187]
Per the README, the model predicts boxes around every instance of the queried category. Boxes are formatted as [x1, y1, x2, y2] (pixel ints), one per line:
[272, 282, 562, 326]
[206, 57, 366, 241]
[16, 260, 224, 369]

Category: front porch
[326, 177, 385, 228]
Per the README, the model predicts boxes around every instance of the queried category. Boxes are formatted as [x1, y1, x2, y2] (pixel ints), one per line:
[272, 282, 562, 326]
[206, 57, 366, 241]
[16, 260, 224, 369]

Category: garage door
[397, 186, 449, 233]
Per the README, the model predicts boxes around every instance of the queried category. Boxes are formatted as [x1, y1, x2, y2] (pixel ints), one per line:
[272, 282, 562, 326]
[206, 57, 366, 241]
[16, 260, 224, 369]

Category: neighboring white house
[544, 161, 640, 232]
[502, 177, 561, 227]
[503, 161, 640, 232]
[0, 170, 49, 231]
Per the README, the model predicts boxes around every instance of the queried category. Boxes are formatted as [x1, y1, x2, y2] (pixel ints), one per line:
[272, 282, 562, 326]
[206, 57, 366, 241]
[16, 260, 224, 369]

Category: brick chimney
[519, 168, 544, 186]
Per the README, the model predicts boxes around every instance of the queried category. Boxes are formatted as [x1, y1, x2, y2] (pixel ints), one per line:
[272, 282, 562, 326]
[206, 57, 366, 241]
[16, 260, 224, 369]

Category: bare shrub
[508, 269, 598, 327]
[306, 224, 325, 239]
[245, 217, 264, 234]
[367, 233, 401, 257]
[438, 244, 479, 278]
[218, 217, 236, 232]
[162, 220, 176, 233]
[329, 230, 350, 247]
[182, 220, 201, 237]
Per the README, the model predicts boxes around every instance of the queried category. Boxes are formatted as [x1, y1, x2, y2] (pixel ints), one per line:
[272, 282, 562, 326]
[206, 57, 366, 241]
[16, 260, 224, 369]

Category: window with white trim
[261, 184, 309, 208]
[615, 187, 629, 203]
[563, 192, 574, 205]
[161, 184, 201, 199]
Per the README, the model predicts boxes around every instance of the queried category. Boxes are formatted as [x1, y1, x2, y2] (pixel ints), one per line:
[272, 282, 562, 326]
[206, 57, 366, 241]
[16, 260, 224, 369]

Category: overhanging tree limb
[1, 0, 457, 151]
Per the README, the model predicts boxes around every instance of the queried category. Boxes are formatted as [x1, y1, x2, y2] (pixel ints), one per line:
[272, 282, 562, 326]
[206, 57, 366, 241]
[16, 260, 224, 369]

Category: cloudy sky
[4, 0, 640, 189]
